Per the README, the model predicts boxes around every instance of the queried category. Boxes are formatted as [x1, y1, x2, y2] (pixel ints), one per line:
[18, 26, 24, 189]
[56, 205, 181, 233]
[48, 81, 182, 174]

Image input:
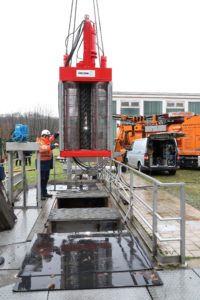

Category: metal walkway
[0, 181, 200, 298]
[0, 176, 200, 300]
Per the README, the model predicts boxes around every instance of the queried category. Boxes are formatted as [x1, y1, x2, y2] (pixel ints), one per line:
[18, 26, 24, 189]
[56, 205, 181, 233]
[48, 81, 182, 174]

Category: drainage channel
[13, 180, 163, 292]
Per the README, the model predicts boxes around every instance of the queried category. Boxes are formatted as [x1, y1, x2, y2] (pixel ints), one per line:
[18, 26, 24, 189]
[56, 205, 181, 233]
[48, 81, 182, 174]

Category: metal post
[37, 151, 41, 208]
[129, 171, 134, 221]
[8, 152, 14, 205]
[109, 159, 112, 192]
[67, 158, 72, 180]
[152, 182, 158, 256]
[53, 156, 56, 191]
[21, 151, 27, 208]
[117, 163, 121, 176]
[180, 184, 186, 265]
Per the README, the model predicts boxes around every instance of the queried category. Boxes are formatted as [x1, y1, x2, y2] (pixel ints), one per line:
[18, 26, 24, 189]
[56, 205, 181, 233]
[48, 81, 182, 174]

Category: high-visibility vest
[36, 136, 55, 161]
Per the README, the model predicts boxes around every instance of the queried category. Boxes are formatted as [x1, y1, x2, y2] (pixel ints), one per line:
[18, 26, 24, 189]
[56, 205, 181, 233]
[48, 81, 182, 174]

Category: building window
[131, 102, 139, 107]
[166, 101, 184, 113]
[144, 101, 162, 116]
[167, 108, 184, 113]
[120, 100, 140, 115]
[121, 108, 139, 115]
[176, 103, 184, 107]
[121, 101, 129, 107]
[189, 102, 200, 114]
[167, 103, 174, 107]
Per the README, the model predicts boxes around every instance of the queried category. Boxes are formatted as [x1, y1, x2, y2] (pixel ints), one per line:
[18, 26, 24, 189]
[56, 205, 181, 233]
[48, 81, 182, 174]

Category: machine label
[145, 125, 167, 132]
[76, 70, 95, 77]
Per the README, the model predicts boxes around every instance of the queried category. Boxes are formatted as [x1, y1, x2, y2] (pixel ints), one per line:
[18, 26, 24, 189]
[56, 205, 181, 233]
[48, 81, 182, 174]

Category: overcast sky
[0, 0, 200, 116]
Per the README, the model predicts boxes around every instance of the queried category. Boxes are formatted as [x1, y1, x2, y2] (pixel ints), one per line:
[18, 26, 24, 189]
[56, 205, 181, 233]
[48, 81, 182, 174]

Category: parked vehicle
[126, 133, 178, 175]
[114, 112, 200, 168]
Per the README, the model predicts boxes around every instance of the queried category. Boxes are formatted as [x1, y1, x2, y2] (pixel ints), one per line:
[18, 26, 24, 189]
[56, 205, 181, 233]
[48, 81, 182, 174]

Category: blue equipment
[11, 124, 29, 142]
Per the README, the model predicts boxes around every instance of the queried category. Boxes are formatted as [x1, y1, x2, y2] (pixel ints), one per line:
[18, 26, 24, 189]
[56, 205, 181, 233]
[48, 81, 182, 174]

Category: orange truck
[114, 112, 200, 168]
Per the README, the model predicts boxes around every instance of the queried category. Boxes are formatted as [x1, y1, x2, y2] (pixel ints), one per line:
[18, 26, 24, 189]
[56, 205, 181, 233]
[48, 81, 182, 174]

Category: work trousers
[41, 169, 50, 196]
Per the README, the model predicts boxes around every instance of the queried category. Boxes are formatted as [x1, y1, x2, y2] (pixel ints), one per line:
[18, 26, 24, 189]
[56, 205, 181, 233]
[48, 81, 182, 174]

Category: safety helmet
[41, 129, 51, 136]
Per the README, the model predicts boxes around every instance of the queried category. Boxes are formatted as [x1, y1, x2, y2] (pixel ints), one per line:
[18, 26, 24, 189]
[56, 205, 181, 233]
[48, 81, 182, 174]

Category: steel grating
[13, 232, 162, 292]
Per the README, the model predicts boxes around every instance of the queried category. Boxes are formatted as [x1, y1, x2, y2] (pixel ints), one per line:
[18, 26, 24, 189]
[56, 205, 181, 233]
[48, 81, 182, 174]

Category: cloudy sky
[0, 0, 200, 115]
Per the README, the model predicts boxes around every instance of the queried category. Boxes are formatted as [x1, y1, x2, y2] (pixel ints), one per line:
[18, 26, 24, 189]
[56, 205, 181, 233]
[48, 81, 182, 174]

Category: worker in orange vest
[36, 130, 59, 200]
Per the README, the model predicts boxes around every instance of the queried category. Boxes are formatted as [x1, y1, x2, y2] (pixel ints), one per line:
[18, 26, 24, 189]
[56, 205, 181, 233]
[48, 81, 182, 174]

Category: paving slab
[0, 270, 18, 288]
[0, 209, 40, 246]
[0, 284, 48, 300]
[48, 287, 151, 300]
[148, 269, 200, 300]
[193, 268, 200, 277]
[0, 242, 30, 269]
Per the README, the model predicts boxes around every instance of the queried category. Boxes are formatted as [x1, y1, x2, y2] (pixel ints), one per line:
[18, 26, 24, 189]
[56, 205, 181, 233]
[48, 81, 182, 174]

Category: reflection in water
[14, 232, 162, 292]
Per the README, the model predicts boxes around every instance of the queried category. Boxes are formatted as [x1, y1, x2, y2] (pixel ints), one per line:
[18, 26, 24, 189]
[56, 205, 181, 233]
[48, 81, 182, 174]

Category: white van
[126, 133, 179, 175]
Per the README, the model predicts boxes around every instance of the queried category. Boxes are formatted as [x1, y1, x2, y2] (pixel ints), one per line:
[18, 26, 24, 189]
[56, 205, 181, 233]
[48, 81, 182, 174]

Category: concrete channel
[0, 161, 200, 299]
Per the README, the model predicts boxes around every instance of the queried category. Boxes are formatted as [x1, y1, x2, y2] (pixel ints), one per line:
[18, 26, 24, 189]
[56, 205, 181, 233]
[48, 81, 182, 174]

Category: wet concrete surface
[0, 242, 30, 269]
[0, 184, 200, 298]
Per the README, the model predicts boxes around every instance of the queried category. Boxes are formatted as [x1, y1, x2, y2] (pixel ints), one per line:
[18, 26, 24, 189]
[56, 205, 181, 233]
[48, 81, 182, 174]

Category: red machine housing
[59, 16, 112, 158]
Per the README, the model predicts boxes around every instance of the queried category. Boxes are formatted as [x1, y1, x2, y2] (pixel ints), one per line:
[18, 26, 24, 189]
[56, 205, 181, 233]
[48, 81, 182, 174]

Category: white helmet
[41, 129, 51, 136]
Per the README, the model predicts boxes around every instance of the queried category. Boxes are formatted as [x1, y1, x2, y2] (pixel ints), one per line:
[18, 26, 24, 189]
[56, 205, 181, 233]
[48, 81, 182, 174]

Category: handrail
[102, 159, 186, 265]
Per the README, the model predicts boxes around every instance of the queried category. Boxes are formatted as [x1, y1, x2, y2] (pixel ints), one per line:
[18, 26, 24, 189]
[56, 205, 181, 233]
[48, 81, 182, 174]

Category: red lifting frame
[60, 150, 112, 157]
[59, 16, 112, 158]
[60, 16, 112, 83]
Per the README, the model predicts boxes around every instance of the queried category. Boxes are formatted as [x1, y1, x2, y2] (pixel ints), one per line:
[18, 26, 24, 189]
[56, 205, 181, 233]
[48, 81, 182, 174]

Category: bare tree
[0, 107, 59, 141]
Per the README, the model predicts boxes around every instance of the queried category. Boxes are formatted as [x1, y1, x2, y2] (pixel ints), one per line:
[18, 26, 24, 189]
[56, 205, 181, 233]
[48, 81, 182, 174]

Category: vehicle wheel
[169, 170, 176, 175]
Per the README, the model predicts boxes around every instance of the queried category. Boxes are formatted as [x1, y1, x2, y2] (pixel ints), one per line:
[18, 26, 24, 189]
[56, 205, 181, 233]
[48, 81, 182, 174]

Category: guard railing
[101, 159, 185, 265]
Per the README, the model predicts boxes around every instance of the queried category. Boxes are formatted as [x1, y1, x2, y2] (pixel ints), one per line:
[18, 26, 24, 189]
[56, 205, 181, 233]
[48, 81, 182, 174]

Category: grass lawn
[152, 169, 200, 210]
[11, 148, 66, 186]
[9, 150, 200, 211]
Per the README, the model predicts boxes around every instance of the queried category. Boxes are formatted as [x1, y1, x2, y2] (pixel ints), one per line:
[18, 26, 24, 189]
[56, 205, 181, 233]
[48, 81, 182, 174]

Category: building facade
[112, 92, 200, 116]
[111, 92, 200, 143]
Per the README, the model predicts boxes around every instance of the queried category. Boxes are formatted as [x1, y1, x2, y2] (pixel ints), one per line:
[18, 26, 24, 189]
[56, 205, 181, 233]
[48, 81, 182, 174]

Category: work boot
[0, 257, 5, 265]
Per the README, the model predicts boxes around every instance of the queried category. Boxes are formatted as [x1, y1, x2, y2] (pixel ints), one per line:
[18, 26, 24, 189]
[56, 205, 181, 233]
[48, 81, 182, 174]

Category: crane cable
[73, 157, 109, 171]
[66, 0, 74, 54]
[93, 0, 105, 65]
[65, 21, 84, 67]
[65, 0, 105, 67]
[72, 0, 78, 47]
[95, 0, 104, 55]
[65, 0, 84, 67]
[93, 0, 100, 66]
